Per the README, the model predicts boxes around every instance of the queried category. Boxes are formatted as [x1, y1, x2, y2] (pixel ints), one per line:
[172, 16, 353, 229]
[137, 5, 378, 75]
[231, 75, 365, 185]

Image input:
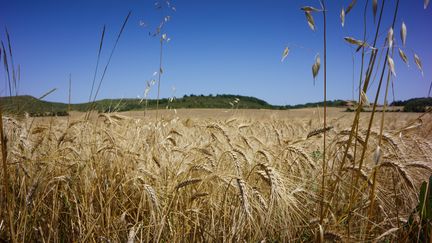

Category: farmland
[1, 0, 432, 241]
[0, 108, 430, 241]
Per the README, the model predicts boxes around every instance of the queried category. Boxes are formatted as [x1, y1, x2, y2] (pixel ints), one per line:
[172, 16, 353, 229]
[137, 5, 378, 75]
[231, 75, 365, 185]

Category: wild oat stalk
[1, 41, 12, 97]
[318, 0, 328, 227]
[88, 25, 106, 103]
[323, 0, 386, 221]
[86, 11, 131, 119]
[153, 1, 175, 120]
[297, 0, 329, 229]
[346, 2, 370, 237]
[68, 74, 72, 126]
[5, 27, 18, 97]
[365, 1, 400, 234]
[155, 33, 164, 120]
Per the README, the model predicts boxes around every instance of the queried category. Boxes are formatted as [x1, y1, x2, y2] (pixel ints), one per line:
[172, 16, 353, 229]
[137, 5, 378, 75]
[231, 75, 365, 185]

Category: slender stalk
[92, 12, 131, 104]
[351, 54, 355, 101]
[68, 74, 72, 126]
[5, 28, 17, 96]
[88, 25, 106, 103]
[339, 0, 385, 176]
[1, 41, 12, 98]
[353, 0, 400, 209]
[347, 0, 369, 227]
[390, 79, 396, 106]
[340, 0, 386, 171]
[0, 106, 16, 242]
[428, 80, 432, 97]
[365, 167, 379, 235]
[86, 11, 131, 119]
[347, 3, 370, 230]
[324, 0, 384, 220]
[392, 172, 400, 229]
[156, 37, 164, 120]
[317, 0, 327, 229]
[366, 34, 396, 236]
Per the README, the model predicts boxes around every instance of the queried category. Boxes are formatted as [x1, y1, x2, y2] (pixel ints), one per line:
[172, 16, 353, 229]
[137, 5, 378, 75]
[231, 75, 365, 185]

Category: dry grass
[0, 109, 431, 241]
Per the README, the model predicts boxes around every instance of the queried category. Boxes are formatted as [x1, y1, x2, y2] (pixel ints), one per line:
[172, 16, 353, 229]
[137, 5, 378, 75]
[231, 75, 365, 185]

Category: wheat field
[0, 109, 431, 242]
[1, 0, 431, 241]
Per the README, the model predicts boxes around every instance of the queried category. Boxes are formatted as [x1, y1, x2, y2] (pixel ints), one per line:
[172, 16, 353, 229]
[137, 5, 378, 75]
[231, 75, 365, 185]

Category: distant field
[38, 107, 419, 126]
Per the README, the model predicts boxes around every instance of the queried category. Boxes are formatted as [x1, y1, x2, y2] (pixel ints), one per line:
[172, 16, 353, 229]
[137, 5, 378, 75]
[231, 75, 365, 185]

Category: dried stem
[366, 17, 398, 235]
[88, 25, 106, 103]
[324, 0, 385, 220]
[68, 73, 72, 126]
[318, 0, 327, 227]
[86, 11, 131, 119]
[156, 36, 164, 121]
[354, 0, 400, 209]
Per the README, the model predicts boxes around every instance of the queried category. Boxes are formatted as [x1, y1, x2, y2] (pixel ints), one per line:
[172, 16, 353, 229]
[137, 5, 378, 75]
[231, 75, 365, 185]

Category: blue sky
[0, 0, 431, 105]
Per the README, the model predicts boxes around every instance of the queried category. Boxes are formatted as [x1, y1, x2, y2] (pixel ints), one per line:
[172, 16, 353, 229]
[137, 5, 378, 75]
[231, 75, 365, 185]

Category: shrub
[404, 98, 432, 112]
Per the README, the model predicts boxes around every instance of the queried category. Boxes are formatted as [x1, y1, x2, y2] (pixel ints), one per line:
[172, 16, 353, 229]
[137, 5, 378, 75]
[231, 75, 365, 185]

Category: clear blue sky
[1, 0, 431, 105]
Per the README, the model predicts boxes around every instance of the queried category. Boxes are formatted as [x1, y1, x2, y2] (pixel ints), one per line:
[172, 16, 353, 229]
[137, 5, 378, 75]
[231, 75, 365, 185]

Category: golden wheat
[0, 111, 430, 241]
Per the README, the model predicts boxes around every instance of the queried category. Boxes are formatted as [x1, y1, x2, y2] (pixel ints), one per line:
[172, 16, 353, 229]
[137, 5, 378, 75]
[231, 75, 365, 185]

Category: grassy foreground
[0, 111, 431, 242]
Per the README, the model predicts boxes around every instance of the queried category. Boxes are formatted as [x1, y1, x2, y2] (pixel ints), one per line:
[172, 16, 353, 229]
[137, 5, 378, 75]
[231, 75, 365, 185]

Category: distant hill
[0, 94, 354, 116]
[0, 95, 71, 114]
[283, 100, 351, 109]
[391, 97, 432, 112]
